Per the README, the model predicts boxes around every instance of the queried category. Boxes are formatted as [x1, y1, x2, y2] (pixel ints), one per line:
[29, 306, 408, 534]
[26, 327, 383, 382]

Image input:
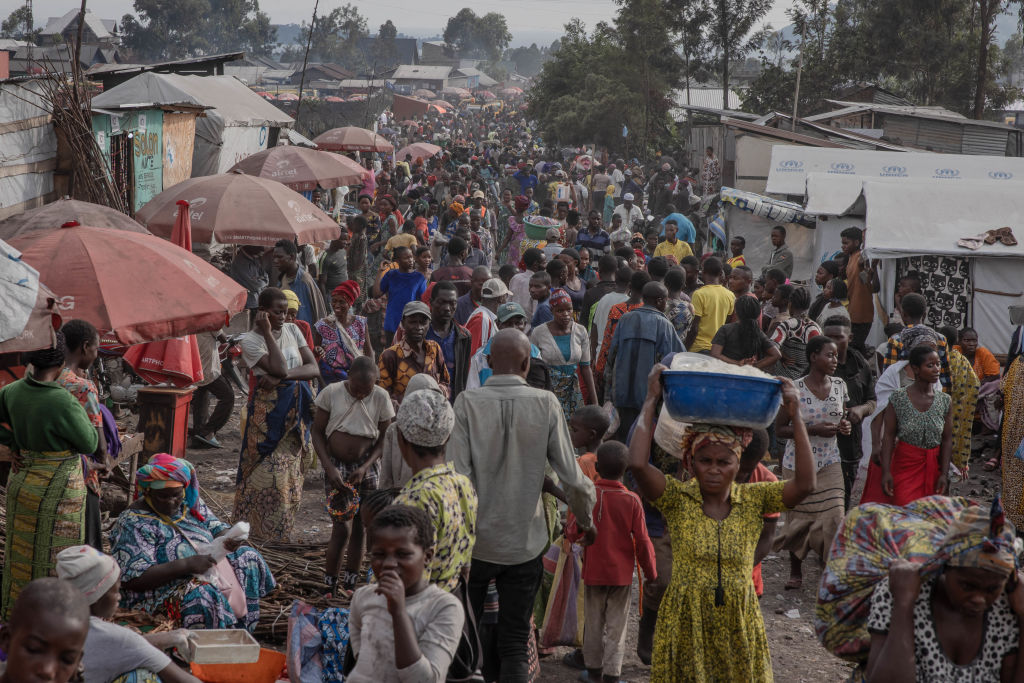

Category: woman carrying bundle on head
[627, 364, 816, 682]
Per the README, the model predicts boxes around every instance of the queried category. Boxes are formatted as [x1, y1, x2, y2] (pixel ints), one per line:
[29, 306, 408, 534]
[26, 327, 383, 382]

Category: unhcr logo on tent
[989, 171, 1014, 180]
[879, 165, 907, 177]
[828, 162, 855, 175]
[933, 168, 961, 179]
[776, 159, 803, 172]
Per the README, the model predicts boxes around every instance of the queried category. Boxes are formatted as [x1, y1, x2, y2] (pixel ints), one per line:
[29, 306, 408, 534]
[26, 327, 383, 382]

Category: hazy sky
[30, 0, 796, 46]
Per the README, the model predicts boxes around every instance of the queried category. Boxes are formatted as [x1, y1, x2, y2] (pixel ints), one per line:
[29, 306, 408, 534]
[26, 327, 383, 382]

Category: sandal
[983, 457, 1000, 471]
[785, 577, 803, 590]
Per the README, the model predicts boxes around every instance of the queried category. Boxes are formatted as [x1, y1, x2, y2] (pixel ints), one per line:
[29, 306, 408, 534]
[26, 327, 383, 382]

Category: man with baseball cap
[467, 302, 545, 390]
[465, 277, 510, 354]
[378, 300, 451, 403]
[613, 192, 643, 231]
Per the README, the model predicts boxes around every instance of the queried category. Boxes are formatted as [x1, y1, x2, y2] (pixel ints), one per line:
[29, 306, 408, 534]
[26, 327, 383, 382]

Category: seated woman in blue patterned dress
[110, 454, 275, 632]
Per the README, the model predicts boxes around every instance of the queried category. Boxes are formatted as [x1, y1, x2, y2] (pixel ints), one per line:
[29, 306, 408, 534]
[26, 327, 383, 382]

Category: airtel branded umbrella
[135, 172, 340, 246]
[0, 238, 60, 353]
[228, 146, 367, 192]
[313, 126, 395, 153]
[0, 197, 149, 240]
[396, 142, 442, 161]
[123, 200, 203, 387]
[8, 222, 247, 345]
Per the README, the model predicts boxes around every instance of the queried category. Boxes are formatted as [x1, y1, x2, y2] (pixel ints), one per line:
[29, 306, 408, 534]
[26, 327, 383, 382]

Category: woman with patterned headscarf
[628, 365, 816, 683]
[862, 499, 1023, 682]
[313, 280, 372, 385]
[110, 454, 275, 632]
[530, 288, 596, 422]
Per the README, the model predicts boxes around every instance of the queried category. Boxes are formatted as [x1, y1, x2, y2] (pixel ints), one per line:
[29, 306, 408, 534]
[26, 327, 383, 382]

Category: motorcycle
[218, 334, 246, 393]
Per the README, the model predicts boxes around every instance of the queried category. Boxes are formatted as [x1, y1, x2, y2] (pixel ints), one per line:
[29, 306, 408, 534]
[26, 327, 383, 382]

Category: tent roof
[862, 180, 1024, 259]
[766, 145, 1024, 197]
[92, 72, 293, 127]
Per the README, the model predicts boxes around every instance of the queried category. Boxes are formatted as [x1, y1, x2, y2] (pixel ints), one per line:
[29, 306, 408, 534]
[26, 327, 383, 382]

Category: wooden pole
[293, 0, 320, 130]
[791, 20, 806, 132]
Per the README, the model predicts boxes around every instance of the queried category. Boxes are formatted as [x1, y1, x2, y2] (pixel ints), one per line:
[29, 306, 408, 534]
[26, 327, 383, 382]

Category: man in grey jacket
[448, 329, 596, 682]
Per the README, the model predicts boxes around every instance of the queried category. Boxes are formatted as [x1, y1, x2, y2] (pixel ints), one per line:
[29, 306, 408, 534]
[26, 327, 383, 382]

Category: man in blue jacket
[605, 281, 684, 440]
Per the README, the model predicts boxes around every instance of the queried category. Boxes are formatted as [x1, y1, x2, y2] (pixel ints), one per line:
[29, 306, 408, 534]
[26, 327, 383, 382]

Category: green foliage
[2, 5, 38, 40]
[121, 0, 276, 59]
[506, 44, 551, 78]
[743, 0, 1022, 118]
[442, 9, 512, 64]
[277, 4, 369, 72]
[527, 3, 681, 155]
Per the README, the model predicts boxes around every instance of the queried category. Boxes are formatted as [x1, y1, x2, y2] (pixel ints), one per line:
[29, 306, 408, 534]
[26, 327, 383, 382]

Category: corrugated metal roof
[42, 9, 111, 39]
[672, 87, 742, 110]
[391, 65, 451, 80]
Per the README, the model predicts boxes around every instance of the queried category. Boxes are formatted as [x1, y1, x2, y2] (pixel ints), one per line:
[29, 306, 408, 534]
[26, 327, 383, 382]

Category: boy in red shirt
[568, 441, 656, 682]
[735, 428, 779, 597]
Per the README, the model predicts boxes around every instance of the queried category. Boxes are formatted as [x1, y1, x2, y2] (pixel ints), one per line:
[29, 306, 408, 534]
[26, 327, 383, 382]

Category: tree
[528, 0, 681, 155]
[279, 4, 368, 70]
[666, 0, 714, 102]
[973, 1, 1023, 118]
[2, 5, 38, 40]
[372, 19, 398, 70]
[710, 0, 774, 109]
[121, 0, 276, 60]
[442, 9, 511, 64]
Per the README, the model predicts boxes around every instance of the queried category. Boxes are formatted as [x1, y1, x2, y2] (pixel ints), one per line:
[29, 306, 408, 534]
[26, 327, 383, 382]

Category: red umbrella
[313, 126, 394, 153]
[477, 90, 497, 100]
[227, 146, 367, 192]
[135, 173, 340, 246]
[324, 96, 345, 103]
[0, 198, 149, 240]
[9, 221, 246, 345]
[396, 142, 442, 161]
[123, 200, 203, 387]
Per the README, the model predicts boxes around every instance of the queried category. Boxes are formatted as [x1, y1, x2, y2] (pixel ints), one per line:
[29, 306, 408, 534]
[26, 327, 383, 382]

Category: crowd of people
[2, 100, 1024, 683]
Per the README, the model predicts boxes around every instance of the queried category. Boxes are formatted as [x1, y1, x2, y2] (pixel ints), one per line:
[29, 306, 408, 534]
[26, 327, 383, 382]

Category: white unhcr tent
[766, 145, 1024, 353]
[92, 72, 294, 176]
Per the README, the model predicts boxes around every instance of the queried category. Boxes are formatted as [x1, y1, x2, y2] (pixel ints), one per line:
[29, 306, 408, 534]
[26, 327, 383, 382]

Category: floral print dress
[110, 499, 276, 632]
[650, 477, 786, 683]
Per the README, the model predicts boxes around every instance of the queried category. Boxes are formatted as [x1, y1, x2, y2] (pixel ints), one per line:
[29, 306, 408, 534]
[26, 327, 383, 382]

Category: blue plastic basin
[661, 370, 783, 429]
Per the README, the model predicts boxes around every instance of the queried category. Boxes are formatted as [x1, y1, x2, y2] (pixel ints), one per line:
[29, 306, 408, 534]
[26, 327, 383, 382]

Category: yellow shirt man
[690, 284, 735, 352]
[653, 238, 693, 265]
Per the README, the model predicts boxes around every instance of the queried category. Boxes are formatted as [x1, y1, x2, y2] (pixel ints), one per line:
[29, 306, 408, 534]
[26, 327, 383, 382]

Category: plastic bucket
[661, 370, 782, 429]
[191, 648, 287, 683]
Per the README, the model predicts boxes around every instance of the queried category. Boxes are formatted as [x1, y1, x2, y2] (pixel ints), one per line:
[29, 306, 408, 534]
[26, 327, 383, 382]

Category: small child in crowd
[346, 505, 465, 683]
[570, 404, 612, 482]
[568, 441, 656, 683]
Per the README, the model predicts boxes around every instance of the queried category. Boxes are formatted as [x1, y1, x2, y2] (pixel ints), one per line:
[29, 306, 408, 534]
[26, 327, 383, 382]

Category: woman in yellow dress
[627, 365, 816, 682]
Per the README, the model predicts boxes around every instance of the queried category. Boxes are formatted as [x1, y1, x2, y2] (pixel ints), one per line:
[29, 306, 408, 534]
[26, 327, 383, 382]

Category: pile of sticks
[252, 542, 352, 642]
[26, 47, 127, 212]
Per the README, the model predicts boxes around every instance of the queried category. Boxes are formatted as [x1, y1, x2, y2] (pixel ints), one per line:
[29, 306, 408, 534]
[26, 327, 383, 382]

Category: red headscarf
[332, 280, 360, 305]
[549, 288, 572, 309]
[514, 195, 531, 212]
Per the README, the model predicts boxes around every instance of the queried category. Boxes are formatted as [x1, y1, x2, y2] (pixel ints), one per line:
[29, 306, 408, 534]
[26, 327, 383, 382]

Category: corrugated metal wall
[883, 116, 962, 153]
[962, 126, 1011, 156]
